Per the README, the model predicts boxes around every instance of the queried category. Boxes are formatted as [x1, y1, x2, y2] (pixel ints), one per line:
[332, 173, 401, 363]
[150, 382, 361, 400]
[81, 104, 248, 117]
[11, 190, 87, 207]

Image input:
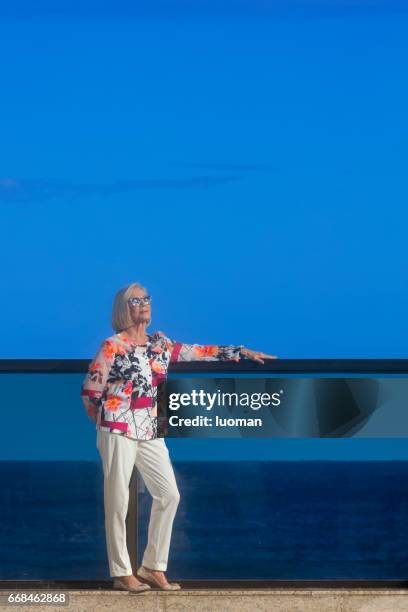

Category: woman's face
[129, 287, 151, 325]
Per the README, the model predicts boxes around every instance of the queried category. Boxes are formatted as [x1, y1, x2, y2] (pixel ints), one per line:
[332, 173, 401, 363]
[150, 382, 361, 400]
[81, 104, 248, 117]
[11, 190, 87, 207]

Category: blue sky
[1, 1, 408, 459]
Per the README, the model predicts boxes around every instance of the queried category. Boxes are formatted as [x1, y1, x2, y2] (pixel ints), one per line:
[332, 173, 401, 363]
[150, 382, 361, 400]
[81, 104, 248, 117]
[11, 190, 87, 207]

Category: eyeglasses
[128, 295, 152, 307]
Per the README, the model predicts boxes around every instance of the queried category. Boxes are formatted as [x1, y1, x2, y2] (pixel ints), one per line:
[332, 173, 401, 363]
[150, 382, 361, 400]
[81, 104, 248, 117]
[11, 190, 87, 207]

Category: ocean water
[1, 461, 408, 580]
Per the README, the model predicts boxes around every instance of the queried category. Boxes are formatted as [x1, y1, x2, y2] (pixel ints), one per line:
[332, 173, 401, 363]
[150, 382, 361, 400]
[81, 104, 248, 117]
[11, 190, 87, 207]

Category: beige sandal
[113, 577, 151, 593]
[137, 565, 181, 590]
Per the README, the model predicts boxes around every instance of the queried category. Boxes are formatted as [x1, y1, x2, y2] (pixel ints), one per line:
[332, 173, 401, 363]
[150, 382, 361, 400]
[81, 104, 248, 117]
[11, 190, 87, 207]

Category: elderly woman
[80, 282, 276, 593]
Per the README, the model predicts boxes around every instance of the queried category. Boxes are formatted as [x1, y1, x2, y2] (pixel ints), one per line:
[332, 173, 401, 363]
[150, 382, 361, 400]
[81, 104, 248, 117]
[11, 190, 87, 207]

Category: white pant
[96, 430, 180, 576]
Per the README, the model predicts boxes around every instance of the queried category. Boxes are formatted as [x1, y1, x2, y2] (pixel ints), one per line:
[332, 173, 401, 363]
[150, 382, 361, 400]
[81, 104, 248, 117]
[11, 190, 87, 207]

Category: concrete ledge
[2, 589, 408, 612]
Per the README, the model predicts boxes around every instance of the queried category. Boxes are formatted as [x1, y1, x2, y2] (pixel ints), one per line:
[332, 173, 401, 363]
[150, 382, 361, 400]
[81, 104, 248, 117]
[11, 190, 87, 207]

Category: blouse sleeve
[80, 339, 116, 420]
[161, 332, 244, 363]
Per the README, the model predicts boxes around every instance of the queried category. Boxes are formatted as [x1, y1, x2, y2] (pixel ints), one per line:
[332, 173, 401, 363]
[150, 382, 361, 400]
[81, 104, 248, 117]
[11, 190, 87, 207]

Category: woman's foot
[143, 567, 171, 588]
[137, 565, 181, 590]
[113, 573, 151, 593]
[116, 574, 147, 588]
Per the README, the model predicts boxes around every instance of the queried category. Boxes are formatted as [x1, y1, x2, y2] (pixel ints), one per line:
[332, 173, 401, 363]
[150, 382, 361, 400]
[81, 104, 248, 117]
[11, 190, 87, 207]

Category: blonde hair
[111, 282, 151, 333]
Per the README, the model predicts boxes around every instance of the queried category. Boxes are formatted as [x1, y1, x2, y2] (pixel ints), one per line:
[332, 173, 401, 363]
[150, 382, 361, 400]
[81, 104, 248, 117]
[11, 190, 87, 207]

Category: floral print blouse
[80, 330, 243, 440]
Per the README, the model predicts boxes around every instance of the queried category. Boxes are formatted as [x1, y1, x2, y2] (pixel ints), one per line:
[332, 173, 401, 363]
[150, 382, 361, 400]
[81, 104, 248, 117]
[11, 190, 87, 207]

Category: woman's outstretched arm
[159, 332, 243, 363]
[159, 331, 278, 364]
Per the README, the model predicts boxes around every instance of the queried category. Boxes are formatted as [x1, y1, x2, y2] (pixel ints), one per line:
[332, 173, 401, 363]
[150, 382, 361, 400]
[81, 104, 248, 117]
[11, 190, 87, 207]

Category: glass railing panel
[137, 371, 408, 580]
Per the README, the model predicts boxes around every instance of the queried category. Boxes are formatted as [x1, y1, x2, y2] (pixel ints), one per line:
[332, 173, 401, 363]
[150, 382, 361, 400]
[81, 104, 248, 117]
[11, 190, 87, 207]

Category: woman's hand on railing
[240, 347, 278, 364]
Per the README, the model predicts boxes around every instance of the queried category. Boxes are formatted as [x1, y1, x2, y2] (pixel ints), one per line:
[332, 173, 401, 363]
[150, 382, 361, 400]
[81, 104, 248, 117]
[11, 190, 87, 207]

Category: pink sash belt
[100, 419, 128, 432]
[130, 396, 153, 409]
